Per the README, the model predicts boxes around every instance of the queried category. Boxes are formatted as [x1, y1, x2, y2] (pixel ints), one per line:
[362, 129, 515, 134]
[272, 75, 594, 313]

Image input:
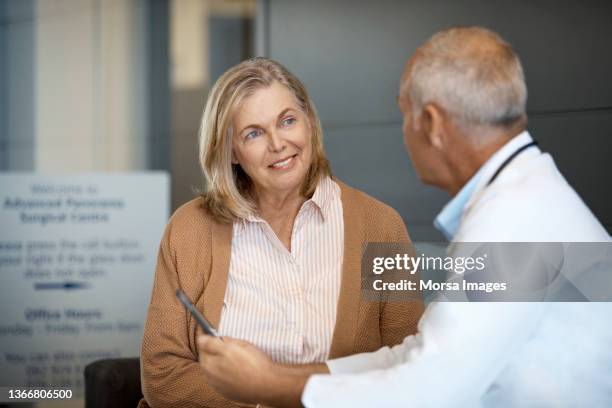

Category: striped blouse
[217, 177, 344, 364]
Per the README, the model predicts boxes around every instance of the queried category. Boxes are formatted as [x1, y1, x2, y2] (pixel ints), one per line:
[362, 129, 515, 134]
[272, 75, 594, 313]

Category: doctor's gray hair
[402, 26, 527, 128]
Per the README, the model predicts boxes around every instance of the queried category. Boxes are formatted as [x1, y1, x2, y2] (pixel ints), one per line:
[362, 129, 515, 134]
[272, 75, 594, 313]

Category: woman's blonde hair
[199, 57, 331, 223]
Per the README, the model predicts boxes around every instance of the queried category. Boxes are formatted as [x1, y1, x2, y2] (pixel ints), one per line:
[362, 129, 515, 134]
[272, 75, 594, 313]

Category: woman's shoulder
[162, 197, 222, 248]
[169, 196, 214, 227]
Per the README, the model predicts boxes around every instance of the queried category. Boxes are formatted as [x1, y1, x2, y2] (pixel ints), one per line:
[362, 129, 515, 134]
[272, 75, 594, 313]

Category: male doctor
[197, 27, 612, 407]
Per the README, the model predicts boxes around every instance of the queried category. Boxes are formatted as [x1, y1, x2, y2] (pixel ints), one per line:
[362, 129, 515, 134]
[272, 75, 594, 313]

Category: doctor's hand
[197, 334, 319, 408]
[197, 334, 274, 404]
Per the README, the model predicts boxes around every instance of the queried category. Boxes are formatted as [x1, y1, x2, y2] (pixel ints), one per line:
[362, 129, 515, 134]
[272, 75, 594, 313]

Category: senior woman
[139, 58, 423, 407]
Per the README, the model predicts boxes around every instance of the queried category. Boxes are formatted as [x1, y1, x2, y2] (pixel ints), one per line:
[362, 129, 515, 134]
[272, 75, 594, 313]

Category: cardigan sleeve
[378, 209, 425, 347]
[139, 217, 247, 408]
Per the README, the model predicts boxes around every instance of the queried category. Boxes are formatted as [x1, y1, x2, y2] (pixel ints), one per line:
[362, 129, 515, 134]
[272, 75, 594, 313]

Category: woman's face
[232, 81, 312, 198]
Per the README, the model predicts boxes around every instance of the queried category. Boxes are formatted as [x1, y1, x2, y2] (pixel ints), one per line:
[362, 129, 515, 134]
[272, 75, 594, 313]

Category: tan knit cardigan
[139, 179, 424, 408]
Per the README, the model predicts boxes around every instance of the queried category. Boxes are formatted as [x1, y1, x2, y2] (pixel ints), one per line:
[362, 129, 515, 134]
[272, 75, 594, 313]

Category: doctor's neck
[442, 120, 526, 196]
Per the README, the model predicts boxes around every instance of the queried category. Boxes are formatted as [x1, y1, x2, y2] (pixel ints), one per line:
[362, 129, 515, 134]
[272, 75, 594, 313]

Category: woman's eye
[282, 117, 296, 126]
[245, 129, 261, 140]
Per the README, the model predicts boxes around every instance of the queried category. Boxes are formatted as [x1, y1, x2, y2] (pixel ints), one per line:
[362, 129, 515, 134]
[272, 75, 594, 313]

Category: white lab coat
[302, 132, 612, 407]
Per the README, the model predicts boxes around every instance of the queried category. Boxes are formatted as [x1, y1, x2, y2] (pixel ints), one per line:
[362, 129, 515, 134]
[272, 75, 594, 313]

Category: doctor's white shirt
[301, 131, 612, 407]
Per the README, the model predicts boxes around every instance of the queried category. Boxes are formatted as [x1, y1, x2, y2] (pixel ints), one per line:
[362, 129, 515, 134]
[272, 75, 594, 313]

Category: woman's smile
[268, 153, 298, 170]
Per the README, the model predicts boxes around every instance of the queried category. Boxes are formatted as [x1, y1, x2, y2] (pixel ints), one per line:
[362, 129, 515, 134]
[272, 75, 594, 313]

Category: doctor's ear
[421, 103, 446, 150]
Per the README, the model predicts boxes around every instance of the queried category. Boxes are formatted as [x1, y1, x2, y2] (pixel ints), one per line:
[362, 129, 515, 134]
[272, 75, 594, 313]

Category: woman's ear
[421, 103, 446, 150]
[231, 149, 238, 165]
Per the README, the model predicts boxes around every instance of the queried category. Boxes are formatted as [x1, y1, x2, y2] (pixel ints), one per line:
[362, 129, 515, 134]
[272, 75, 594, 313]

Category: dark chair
[84, 358, 142, 408]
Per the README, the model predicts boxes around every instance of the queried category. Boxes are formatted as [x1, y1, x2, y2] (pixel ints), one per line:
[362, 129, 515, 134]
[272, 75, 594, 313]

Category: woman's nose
[267, 130, 286, 153]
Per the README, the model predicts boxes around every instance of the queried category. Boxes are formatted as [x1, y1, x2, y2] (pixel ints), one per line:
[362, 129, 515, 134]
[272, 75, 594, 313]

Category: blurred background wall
[1, 0, 160, 172]
[1, 0, 610, 241]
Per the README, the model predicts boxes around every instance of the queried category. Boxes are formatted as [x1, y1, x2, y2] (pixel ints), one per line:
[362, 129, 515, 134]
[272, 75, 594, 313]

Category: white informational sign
[0, 173, 169, 396]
